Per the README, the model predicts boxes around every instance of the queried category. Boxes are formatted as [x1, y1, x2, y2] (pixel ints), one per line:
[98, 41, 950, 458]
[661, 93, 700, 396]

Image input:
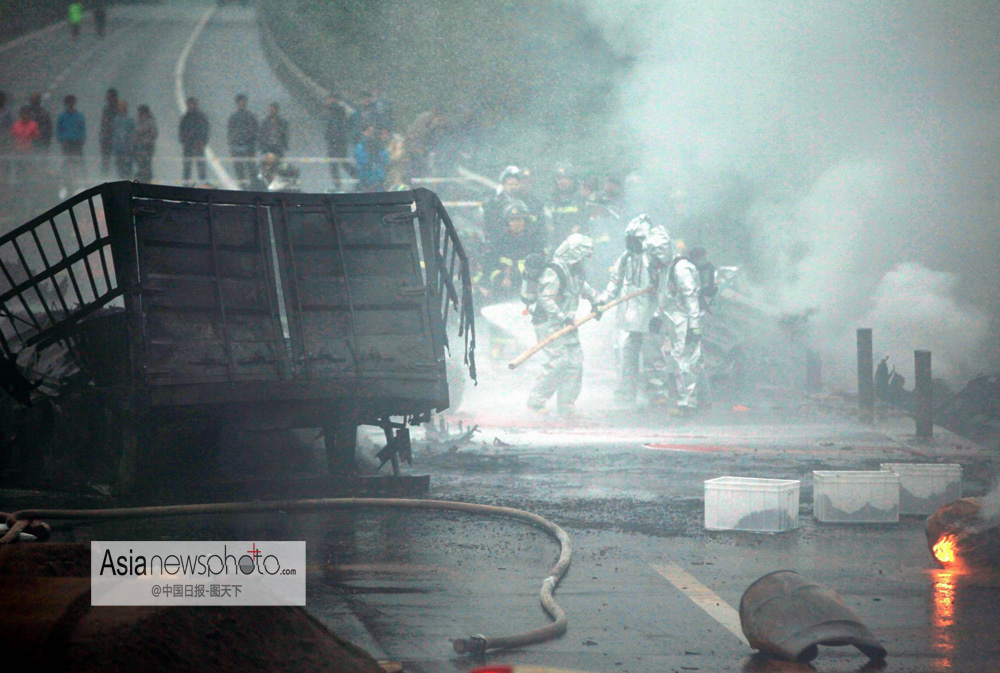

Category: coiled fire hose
[3, 498, 572, 656]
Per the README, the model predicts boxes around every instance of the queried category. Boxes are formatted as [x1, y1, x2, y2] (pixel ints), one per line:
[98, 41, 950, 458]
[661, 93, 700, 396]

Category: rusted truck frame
[0, 182, 475, 491]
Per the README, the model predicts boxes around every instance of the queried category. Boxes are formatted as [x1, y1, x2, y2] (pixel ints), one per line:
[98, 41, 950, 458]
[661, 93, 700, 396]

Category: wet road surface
[13, 394, 998, 673]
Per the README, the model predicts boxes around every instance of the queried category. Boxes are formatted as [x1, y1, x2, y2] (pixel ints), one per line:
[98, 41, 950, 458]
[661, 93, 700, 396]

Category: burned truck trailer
[0, 182, 475, 491]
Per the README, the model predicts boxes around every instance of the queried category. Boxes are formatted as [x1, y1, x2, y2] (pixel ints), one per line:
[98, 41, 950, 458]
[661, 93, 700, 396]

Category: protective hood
[553, 233, 594, 266]
[625, 214, 651, 240]
[644, 225, 673, 264]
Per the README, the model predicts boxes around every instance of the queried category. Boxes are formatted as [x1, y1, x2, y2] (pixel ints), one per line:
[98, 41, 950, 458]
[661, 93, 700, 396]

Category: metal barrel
[739, 570, 887, 662]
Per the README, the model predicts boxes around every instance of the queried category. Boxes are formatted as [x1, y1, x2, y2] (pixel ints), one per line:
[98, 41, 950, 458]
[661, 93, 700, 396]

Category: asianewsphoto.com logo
[91, 541, 306, 606]
[98, 543, 296, 578]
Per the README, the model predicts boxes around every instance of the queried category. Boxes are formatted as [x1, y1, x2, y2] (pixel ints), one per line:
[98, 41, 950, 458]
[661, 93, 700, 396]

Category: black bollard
[857, 329, 874, 424]
[915, 350, 933, 439]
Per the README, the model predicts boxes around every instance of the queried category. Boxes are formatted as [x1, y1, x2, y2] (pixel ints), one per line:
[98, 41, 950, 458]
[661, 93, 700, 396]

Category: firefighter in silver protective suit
[597, 214, 656, 402]
[646, 226, 704, 414]
[527, 233, 601, 415]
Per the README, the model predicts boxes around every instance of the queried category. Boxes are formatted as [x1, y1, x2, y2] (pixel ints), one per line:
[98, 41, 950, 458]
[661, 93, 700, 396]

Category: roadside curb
[256, 11, 352, 118]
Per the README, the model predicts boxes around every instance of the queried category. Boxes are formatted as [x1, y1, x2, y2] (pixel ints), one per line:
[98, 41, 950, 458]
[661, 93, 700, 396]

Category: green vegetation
[261, 0, 633, 175]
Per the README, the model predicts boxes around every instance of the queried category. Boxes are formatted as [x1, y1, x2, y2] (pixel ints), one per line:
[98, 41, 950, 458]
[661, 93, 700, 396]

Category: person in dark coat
[348, 91, 377, 147]
[178, 97, 209, 183]
[227, 93, 258, 184]
[26, 92, 53, 152]
[94, 1, 107, 37]
[110, 99, 135, 179]
[134, 104, 158, 183]
[99, 88, 118, 175]
[483, 200, 546, 303]
[322, 93, 348, 185]
[258, 102, 289, 158]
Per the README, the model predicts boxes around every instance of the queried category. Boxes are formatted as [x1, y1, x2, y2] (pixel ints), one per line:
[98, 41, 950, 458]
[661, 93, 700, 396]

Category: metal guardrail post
[857, 328, 874, 424]
[915, 349, 933, 439]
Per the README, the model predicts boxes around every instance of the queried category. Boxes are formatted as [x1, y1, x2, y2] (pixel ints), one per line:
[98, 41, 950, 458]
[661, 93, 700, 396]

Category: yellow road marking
[651, 562, 749, 646]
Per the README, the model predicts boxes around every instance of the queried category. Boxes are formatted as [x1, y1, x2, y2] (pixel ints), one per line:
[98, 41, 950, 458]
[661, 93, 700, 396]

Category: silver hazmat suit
[647, 227, 704, 410]
[600, 215, 656, 399]
[527, 233, 598, 412]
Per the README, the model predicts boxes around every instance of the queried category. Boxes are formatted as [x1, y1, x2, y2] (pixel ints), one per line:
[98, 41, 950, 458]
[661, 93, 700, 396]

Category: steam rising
[862, 263, 988, 380]
[586, 0, 1000, 381]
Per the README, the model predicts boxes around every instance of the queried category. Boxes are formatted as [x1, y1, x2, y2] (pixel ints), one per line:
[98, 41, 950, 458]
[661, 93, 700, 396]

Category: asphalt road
[11, 394, 999, 673]
[3, 5, 1000, 673]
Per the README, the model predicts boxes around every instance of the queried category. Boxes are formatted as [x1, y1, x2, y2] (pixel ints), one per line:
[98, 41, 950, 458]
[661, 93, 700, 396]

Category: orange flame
[934, 535, 957, 564]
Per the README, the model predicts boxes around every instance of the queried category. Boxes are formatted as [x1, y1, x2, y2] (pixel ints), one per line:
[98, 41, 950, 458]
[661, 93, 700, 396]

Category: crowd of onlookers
[0, 83, 631, 309]
[0, 84, 452, 194]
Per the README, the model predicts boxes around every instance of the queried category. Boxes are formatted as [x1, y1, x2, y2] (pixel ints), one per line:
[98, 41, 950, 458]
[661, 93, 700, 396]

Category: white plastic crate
[881, 463, 962, 515]
[813, 471, 899, 523]
[704, 477, 800, 532]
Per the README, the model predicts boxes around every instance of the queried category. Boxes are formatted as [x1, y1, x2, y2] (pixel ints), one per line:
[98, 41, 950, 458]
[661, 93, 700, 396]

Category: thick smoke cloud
[585, 0, 1000, 382]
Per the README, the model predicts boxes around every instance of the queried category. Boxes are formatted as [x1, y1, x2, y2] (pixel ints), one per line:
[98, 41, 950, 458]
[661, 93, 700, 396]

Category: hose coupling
[452, 634, 489, 656]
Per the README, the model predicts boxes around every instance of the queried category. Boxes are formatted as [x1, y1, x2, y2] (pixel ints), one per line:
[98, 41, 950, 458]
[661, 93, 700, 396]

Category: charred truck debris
[0, 183, 475, 494]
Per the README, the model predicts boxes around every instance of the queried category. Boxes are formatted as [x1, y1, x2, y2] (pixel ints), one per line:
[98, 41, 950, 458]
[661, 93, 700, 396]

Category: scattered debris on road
[739, 570, 887, 663]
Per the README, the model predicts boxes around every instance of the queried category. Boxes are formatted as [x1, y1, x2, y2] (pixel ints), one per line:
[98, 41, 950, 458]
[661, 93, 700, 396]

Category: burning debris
[933, 534, 957, 565]
[926, 497, 1000, 569]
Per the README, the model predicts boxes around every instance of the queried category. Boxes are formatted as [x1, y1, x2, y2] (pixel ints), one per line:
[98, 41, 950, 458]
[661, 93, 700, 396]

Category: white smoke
[861, 263, 989, 381]
[978, 487, 1000, 525]
[582, 0, 1000, 382]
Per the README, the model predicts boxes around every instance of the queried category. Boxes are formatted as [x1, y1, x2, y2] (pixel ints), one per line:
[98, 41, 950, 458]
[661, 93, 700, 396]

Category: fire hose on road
[3, 497, 572, 656]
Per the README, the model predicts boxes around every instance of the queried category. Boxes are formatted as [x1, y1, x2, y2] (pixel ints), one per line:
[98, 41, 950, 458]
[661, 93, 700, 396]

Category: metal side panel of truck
[0, 182, 476, 489]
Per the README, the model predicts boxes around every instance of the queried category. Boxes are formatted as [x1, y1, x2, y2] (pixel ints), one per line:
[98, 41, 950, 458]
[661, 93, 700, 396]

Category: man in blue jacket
[56, 94, 86, 191]
[354, 124, 388, 192]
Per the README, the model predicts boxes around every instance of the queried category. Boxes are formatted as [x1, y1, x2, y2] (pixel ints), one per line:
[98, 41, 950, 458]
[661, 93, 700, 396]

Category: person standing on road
[94, 2, 108, 38]
[11, 107, 40, 153]
[110, 99, 135, 179]
[527, 233, 602, 416]
[227, 94, 257, 185]
[68, 2, 84, 39]
[597, 214, 657, 403]
[133, 105, 158, 183]
[405, 107, 446, 178]
[56, 95, 86, 194]
[11, 106, 41, 186]
[99, 88, 119, 176]
[323, 94, 348, 186]
[547, 166, 586, 247]
[371, 84, 394, 132]
[179, 97, 209, 185]
[348, 91, 377, 147]
[354, 124, 388, 192]
[483, 200, 546, 310]
[646, 226, 704, 415]
[26, 93, 53, 153]
[258, 102, 289, 159]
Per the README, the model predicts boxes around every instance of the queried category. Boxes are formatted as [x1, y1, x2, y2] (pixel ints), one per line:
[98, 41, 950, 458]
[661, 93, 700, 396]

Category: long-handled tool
[508, 286, 653, 370]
